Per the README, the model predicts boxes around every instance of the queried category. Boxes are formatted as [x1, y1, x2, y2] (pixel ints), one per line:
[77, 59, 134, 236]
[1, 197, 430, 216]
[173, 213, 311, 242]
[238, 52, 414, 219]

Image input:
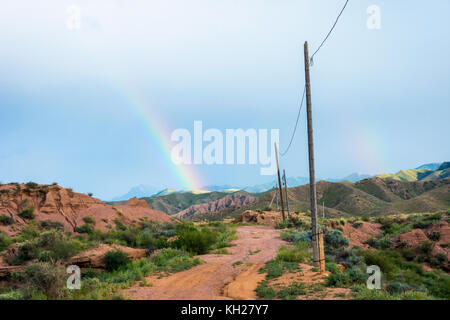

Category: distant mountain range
[110, 185, 162, 201]
[110, 162, 448, 202]
[108, 162, 449, 220]
[415, 163, 442, 171]
[110, 173, 372, 201]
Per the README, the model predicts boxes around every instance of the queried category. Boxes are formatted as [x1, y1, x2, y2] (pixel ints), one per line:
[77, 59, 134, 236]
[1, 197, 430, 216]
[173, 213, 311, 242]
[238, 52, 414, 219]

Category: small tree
[18, 207, 35, 220]
[103, 250, 131, 271]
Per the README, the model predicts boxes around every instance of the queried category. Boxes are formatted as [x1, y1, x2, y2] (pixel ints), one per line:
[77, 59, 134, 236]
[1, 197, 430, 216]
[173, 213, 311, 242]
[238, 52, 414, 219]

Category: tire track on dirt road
[124, 225, 286, 300]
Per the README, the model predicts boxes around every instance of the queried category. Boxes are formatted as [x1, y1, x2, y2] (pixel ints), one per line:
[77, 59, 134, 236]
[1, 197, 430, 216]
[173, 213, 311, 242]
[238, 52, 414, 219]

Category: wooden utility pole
[323, 201, 325, 219]
[304, 41, 320, 268]
[274, 143, 286, 222]
[283, 169, 290, 218]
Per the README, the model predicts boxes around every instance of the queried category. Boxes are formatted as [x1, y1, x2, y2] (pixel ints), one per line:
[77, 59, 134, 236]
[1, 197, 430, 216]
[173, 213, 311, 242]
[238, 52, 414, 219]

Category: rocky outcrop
[67, 244, 147, 268]
[341, 222, 382, 248]
[175, 193, 257, 219]
[233, 210, 284, 226]
[0, 244, 148, 277]
[0, 183, 175, 235]
[395, 229, 429, 248]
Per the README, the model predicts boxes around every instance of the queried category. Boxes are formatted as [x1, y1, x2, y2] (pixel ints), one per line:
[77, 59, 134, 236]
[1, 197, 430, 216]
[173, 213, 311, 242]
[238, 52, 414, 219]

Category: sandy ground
[124, 226, 285, 300]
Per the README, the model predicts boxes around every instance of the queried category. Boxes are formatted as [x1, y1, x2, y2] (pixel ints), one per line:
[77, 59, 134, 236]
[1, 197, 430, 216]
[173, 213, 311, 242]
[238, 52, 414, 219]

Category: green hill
[377, 162, 450, 182]
[216, 177, 450, 219]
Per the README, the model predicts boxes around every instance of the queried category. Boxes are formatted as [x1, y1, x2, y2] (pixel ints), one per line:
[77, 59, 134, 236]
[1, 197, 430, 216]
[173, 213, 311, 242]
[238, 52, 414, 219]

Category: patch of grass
[351, 284, 434, 300]
[232, 261, 243, 267]
[255, 280, 276, 299]
[214, 248, 231, 255]
[260, 242, 309, 279]
[277, 243, 309, 263]
[255, 280, 307, 300]
[150, 248, 202, 273]
[275, 282, 307, 300]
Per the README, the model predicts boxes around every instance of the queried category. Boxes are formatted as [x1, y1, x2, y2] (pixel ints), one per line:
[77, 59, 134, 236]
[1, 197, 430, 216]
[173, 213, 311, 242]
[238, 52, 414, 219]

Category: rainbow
[116, 84, 204, 191]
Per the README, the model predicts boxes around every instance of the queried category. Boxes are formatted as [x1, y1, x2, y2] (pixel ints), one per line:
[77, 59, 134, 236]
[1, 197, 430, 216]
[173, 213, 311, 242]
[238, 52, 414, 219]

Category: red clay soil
[425, 220, 450, 259]
[395, 229, 429, 248]
[233, 210, 289, 227]
[271, 263, 351, 300]
[342, 222, 382, 248]
[0, 184, 174, 235]
[124, 226, 285, 300]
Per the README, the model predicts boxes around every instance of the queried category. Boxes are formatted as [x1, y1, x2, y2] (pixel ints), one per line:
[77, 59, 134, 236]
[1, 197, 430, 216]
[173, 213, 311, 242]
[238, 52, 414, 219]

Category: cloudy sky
[1, 0, 449, 199]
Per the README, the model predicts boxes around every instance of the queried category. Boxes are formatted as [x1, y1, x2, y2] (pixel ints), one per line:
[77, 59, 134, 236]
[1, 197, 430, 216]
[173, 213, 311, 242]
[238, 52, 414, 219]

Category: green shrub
[25, 182, 39, 189]
[0, 231, 12, 251]
[326, 265, 367, 288]
[366, 236, 391, 249]
[14, 230, 82, 264]
[324, 229, 349, 253]
[40, 220, 64, 231]
[0, 214, 14, 225]
[352, 221, 363, 229]
[82, 216, 96, 225]
[361, 250, 397, 275]
[275, 221, 290, 229]
[74, 224, 94, 234]
[325, 262, 341, 274]
[18, 207, 35, 220]
[0, 291, 25, 300]
[23, 262, 67, 299]
[38, 250, 53, 262]
[104, 250, 131, 271]
[172, 223, 218, 254]
[429, 231, 441, 242]
[277, 242, 308, 263]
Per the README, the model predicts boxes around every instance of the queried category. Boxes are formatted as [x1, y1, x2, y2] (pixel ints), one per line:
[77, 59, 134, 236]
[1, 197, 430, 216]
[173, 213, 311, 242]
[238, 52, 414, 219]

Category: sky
[1, 0, 449, 200]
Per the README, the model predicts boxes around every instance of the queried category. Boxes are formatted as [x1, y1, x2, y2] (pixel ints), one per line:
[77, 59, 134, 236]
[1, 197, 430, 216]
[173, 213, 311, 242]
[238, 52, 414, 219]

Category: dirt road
[124, 226, 285, 300]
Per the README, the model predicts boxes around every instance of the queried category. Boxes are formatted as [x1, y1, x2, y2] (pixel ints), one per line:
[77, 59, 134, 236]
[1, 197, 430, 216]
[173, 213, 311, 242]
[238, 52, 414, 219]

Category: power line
[280, 0, 349, 156]
[310, 0, 349, 65]
[280, 85, 306, 156]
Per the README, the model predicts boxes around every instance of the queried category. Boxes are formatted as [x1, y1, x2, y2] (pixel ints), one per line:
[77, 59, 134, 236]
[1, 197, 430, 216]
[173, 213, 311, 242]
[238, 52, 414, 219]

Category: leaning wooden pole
[304, 41, 320, 268]
[274, 143, 286, 222]
[283, 169, 290, 218]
